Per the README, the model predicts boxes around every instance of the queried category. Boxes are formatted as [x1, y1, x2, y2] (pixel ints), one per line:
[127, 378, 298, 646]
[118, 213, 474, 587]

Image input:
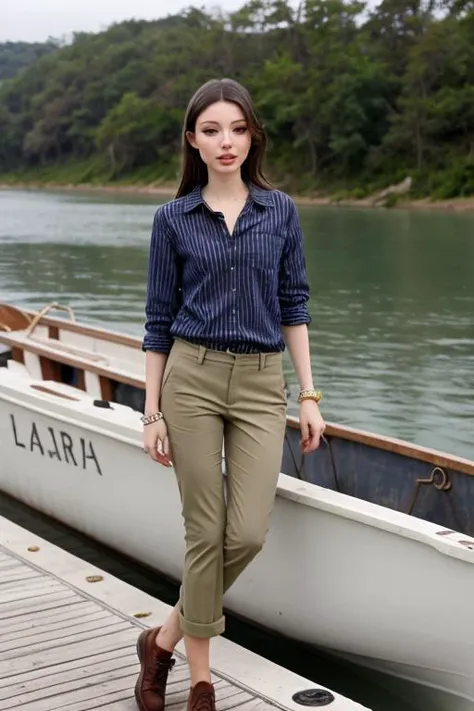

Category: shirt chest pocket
[242, 232, 285, 271]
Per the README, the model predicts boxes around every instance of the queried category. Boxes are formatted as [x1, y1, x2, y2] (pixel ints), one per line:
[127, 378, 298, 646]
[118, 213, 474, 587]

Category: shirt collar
[182, 185, 204, 213]
[182, 183, 273, 213]
[248, 183, 274, 207]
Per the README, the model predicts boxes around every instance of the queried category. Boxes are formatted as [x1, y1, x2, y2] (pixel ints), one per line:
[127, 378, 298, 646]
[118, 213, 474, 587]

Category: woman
[136, 78, 325, 711]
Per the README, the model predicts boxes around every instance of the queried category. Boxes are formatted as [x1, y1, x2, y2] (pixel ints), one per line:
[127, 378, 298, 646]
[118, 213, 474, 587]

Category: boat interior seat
[0, 330, 109, 364]
[29, 335, 143, 376]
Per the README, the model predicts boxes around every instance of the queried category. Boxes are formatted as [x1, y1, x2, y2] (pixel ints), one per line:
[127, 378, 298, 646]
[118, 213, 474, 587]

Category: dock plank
[0, 599, 97, 633]
[53, 691, 137, 711]
[0, 666, 141, 710]
[10, 670, 229, 711]
[54, 693, 137, 711]
[0, 581, 64, 604]
[0, 628, 140, 677]
[0, 560, 23, 571]
[0, 570, 43, 584]
[0, 607, 111, 640]
[0, 615, 130, 653]
[0, 576, 61, 593]
[0, 589, 80, 617]
[0, 671, 139, 711]
[226, 701, 271, 711]
[0, 647, 142, 689]
[0, 652, 138, 701]
[1, 656, 191, 701]
[165, 681, 245, 709]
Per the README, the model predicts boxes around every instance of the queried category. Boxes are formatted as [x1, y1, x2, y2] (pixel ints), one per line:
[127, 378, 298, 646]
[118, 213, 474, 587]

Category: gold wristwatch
[297, 389, 323, 404]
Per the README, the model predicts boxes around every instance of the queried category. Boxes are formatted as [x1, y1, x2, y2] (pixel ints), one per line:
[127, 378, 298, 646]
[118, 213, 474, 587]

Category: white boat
[0, 302, 473, 711]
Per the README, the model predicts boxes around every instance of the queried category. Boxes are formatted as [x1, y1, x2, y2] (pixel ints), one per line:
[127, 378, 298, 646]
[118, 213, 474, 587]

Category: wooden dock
[0, 516, 369, 711]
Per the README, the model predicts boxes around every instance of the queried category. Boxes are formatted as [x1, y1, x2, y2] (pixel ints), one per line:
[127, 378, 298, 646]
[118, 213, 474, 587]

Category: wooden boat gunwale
[1, 307, 473, 478]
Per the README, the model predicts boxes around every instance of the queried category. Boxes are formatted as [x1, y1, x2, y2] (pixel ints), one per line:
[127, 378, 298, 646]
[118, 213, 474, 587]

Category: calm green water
[1, 187, 473, 711]
[1, 187, 473, 459]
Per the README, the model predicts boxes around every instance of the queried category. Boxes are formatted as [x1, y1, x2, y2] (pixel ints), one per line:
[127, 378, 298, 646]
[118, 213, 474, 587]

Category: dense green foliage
[0, 41, 59, 81]
[1, 1, 473, 198]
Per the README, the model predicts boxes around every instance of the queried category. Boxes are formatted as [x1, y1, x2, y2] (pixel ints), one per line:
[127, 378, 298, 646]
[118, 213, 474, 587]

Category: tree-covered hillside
[0, 1, 473, 199]
[0, 41, 59, 80]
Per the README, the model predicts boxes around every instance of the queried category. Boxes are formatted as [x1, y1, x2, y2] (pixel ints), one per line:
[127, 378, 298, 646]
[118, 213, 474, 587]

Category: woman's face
[186, 101, 252, 177]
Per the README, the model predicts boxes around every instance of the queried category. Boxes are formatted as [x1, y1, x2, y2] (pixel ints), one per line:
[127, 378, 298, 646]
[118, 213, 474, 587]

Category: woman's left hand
[299, 400, 326, 453]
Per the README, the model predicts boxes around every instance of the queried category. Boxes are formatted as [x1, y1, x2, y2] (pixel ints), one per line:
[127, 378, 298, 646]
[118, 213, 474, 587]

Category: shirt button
[232, 309, 236, 314]
[232, 288, 236, 292]
[230, 266, 234, 270]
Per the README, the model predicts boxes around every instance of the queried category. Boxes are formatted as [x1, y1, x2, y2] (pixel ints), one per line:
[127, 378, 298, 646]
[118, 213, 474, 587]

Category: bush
[429, 161, 474, 200]
[384, 193, 403, 208]
[349, 187, 367, 199]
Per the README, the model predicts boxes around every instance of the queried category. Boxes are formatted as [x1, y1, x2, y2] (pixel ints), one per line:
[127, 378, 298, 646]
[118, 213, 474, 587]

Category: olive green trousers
[160, 338, 287, 638]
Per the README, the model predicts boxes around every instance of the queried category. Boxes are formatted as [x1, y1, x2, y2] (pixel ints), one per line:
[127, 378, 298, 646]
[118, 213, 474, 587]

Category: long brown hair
[175, 78, 272, 198]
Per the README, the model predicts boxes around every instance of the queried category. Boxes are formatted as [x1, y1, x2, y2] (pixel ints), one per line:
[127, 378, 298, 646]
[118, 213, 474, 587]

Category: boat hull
[1, 376, 473, 711]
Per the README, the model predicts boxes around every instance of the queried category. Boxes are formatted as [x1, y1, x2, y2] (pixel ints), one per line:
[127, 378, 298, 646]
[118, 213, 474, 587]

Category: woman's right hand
[143, 419, 173, 467]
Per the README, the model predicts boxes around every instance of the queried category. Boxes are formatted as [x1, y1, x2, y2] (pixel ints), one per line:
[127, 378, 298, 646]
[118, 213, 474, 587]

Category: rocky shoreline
[2, 181, 474, 212]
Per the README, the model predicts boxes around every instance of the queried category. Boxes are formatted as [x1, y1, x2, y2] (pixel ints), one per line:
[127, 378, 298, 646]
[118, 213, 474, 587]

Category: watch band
[141, 412, 164, 426]
[297, 389, 323, 404]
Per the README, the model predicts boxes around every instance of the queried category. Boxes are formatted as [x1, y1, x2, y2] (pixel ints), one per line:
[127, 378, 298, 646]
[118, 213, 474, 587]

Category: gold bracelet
[297, 389, 322, 404]
[141, 412, 164, 426]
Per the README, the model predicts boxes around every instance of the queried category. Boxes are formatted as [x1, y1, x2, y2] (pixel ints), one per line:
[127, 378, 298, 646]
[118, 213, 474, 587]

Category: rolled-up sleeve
[278, 200, 311, 326]
[142, 207, 178, 353]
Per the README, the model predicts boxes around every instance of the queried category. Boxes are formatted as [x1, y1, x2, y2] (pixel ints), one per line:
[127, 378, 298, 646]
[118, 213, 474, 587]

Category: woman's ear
[186, 131, 198, 149]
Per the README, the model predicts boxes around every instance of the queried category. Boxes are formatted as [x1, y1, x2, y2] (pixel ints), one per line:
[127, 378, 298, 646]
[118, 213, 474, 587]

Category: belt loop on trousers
[258, 353, 267, 370]
[197, 345, 207, 364]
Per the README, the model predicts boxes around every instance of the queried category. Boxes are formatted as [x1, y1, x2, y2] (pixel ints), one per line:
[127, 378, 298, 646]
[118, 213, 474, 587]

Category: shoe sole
[134, 629, 150, 711]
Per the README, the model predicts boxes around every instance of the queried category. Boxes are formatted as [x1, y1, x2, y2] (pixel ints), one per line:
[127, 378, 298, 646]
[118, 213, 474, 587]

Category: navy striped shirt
[143, 183, 311, 354]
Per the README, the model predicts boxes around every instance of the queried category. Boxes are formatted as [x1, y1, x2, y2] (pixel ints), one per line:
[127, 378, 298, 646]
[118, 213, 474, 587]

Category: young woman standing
[136, 78, 325, 711]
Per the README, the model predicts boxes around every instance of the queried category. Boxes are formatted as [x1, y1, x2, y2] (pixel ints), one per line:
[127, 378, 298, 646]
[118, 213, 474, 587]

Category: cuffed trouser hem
[179, 610, 225, 638]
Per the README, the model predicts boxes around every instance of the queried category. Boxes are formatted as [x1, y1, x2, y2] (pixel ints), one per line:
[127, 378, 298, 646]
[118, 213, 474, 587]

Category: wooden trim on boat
[11, 347, 24, 364]
[24, 310, 141, 348]
[76, 369, 86, 391]
[100, 376, 115, 402]
[287, 415, 474, 477]
[0, 303, 31, 331]
[40, 356, 61, 382]
[30, 384, 80, 401]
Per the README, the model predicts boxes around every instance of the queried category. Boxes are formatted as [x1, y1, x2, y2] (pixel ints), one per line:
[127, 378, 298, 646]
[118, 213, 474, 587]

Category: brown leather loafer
[187, 681, 216, 711]
[135, 626, 176, 711]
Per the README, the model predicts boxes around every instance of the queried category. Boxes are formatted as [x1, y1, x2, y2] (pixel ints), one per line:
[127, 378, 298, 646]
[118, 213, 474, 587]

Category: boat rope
[284, 431, 305, 480]
[321, 434, 342, 492]
[283, 431, 341, 492]
[25, 302, 76, 337]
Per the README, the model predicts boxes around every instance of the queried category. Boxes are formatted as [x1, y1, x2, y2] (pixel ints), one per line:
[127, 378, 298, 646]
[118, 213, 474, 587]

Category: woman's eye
[234, 127, 247, 134]
[203, 129, 217, 135]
